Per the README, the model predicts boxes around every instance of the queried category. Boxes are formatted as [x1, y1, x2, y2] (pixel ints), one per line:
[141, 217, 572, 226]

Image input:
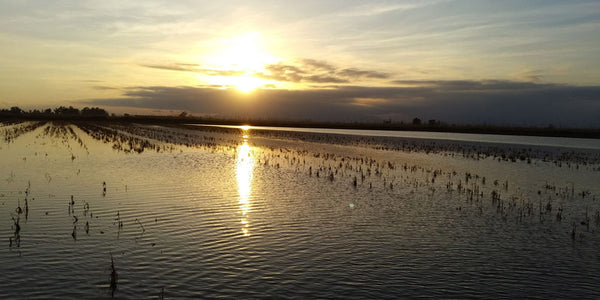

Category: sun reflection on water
[236, 129, 254, 236]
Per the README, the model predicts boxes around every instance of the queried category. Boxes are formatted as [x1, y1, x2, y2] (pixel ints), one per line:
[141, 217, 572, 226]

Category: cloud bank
[84, 80, 600, 127]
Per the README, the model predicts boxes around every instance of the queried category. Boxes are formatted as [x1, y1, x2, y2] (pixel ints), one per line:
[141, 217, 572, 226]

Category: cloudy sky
[1, 0, 599, 126]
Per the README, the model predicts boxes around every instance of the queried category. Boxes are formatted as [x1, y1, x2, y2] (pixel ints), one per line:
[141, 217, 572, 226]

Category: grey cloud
[83, 80, 600, 127]
[259, 59, 390, 84]
[260, 64, 304, 82]
[339, 68, 389, 79]
[516, 69, 544, 82]
[304, 75, 349, 84]
[391, 80, 557, 91]
[301, 59, 337, 72]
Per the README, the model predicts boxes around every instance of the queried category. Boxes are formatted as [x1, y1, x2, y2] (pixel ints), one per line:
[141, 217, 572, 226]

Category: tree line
[0, 106, 109, 118]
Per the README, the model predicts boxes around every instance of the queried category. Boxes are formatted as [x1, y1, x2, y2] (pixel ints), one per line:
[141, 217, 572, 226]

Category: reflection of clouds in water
[236, 135, 254, 236]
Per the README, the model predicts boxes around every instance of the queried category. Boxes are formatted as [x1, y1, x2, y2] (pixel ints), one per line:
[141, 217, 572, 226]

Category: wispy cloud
[141, 63, 246, 76]
[141, 59, 391, 85]
[142, 63, 199, 72]
[336, 1, 446, 17]
[301, 59, 337, 72]
[257, 59, 391, 84]
[513, 68, 544, 82]
[338, 68, 389, 79]
[91, 85, 120, 91]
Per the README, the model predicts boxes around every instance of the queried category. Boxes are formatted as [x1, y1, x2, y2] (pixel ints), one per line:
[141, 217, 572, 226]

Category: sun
[226, 33, 267, 71]
[202, 33, 275, 92]
[233, 75, 264, 93]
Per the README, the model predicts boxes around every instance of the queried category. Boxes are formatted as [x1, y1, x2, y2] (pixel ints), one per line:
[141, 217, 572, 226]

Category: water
[198, 124, 600, 150]
[1, 121, 599, 299]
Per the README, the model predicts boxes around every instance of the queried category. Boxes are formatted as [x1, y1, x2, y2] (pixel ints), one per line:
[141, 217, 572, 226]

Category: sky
[1, 0, 599, 126]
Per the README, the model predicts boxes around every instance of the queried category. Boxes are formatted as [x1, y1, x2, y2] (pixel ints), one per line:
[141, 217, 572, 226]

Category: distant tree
[53, 106, 65, 115]
[10, 106, 22, 114]
[81, 107, 108, 117]
[54, 106, 80, 116]
[179, 111, 188, 118]
[412, 117, 422, 125]
[428, 119, 437, 126]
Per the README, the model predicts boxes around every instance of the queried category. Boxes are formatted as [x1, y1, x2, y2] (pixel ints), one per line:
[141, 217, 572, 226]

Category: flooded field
[1, 121, 599, 299]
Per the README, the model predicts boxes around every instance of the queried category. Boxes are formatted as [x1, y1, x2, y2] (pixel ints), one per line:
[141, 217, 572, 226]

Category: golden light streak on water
[236, 130, 254, 236]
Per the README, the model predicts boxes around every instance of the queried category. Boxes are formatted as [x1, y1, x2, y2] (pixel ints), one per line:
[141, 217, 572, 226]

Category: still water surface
[199, 124, 600, 150]
[0, 122, 599, 299]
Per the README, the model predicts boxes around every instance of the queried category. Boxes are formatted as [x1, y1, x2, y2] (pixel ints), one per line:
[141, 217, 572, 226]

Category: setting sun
[203, 33, 275, 92]
[225, 33, 269, 71]
[233, 75, 264, 92]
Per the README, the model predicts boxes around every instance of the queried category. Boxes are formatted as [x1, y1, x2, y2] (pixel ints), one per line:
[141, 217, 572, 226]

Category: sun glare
[203, 32, 275, 92]
[234, 76, 264, 93]
[236, 139, 254, 236]
[226, 33, 267, 71]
